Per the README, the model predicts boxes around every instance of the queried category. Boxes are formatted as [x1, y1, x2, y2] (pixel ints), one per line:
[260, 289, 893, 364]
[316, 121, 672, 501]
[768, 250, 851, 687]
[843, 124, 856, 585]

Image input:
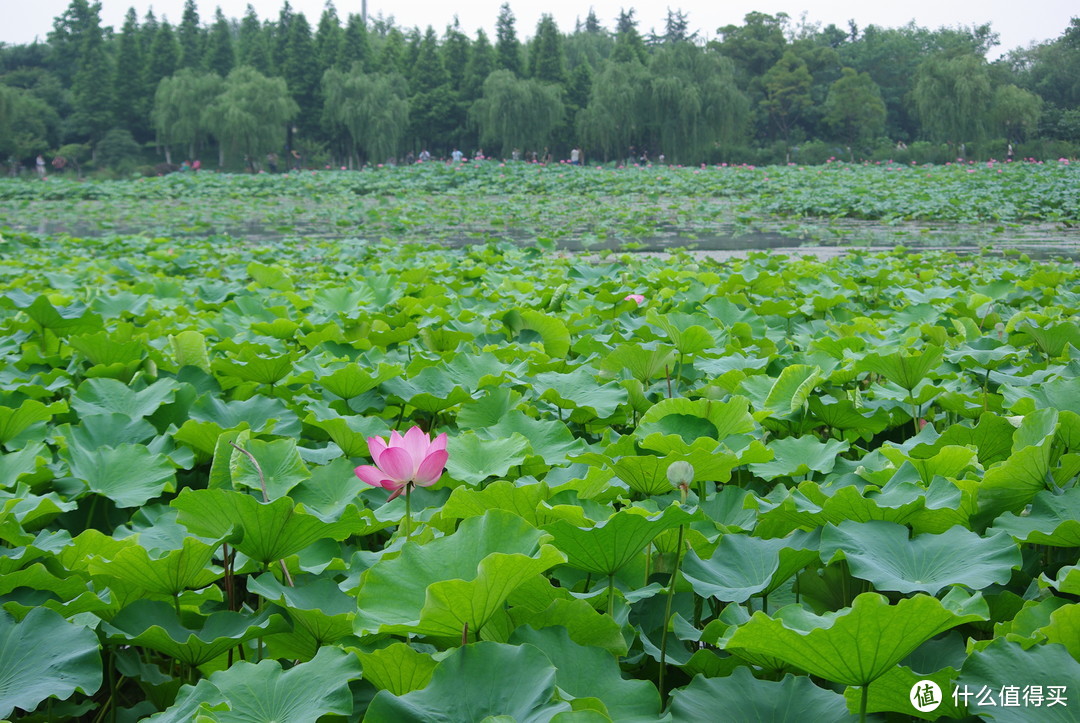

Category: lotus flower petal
[414, 449, 449, 485]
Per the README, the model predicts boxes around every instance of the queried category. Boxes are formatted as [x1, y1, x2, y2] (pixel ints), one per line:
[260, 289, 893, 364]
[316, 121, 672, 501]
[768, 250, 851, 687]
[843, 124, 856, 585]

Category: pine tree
[442, 18, 470, 91]
[273, 1, 294, 74]
[530, 15, 567, 84]
[48, 0, 97, 85]
[463, 29, 496, 101]
[283, 12, 319, 136]
[237, 5, 271, 74]
[177, 0, 203, 69]
[495, 4, 522, 76]
[378, 28, 406, 75]
[315, 3, 344, 77]
[146, 20, 179, 95]
[338, 13, 370, 70]
[113, 8, 146, 138]
[409, 26, 453, 149]
[204, 8, 235, 77]
[69, 0, 113, 149]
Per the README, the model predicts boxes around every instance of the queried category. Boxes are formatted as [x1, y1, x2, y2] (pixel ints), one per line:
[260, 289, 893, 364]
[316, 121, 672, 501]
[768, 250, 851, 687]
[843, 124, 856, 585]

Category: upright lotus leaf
[760, 364, 825, 418]
[958, 638, 1080, 723]
[364, 642, 570, 723]
[543, 504, 693, 577]
[382, 365, 475, 414]
[879, 444, 980, 485]
[69, 330, 145, 368]
[290, 458, 367, 519]
[819, 521, 1020, 595]
[247, 261, 295, 291]
[445, 432, 529, 486]
[508, 596, 627, 657]
[71, 377, 178, 419]
[514, 309, 571, 357]
[173, 488, 375, 564]
[848, 663, 968, 719]
[439, 480, 550, 527]
[170, 330, 212, 372]
[724, 590, 988, 688]
[1038, 605, 1080, 662]
[59, 413, 157, 450]
[103, 600, 290, 666]
[681, 530, 821, 603]
[645, 309, 716, 355]
[67, 443, 176, 507]
[354, 510, 566, 638]
[601, 343, 676, 384]
[534, 367, 629, 419]
[990, 487, 1080, 546]
[88, 535, 222, 597]
[484, 411, 590, 466]
[0, 441, 51, 489]
[305, 412, 391, 458]
[229, 438, 310, 500]
[1015, 320, 1080, 359]
[610, 455, 681, 497]
[807, 395, 890, 437]
[932, 413, 1016, 466]
[317, 362, 401, 399]
[0, 607, 102, 719]
[509, 626, 661, 722]
[0, 399, 67, 448]
[749, 436, 849, 480]
[637, 397, 755, 452]
[12, 293, 103, 337]
[247, 573, 355, 660]
[213, 350, 295, 387]
[668, 667, 857, 723]
[977, 408, 1058, 520]
[1040, 565, 1080, 596]
[188, 394, 301, 437]
[859, 346, 943, 392]
[194, 647, 360, 722]
[354, 643, 438, 696]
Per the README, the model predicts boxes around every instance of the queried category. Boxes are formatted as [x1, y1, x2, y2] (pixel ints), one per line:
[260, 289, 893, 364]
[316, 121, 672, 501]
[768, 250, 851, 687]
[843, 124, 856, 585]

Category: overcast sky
[3, 0, 1076, 56]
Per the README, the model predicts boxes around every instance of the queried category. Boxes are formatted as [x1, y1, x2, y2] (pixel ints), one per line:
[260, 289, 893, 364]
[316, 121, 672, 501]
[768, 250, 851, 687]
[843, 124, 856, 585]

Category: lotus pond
[0, 165, 1079, 722]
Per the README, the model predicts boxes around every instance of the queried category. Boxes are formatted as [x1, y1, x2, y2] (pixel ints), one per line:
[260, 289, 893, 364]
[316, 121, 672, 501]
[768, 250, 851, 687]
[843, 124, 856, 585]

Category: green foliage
[204, 66, 298, 166]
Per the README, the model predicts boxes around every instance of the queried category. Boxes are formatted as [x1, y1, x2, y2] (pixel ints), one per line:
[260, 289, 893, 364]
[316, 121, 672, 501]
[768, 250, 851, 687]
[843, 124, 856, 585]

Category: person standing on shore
[36, 154, 46, 178]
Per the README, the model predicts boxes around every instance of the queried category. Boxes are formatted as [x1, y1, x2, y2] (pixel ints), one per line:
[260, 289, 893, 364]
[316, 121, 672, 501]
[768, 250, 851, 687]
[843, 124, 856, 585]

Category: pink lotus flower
[355, 427, 448, 499]
[625, 294, 646, 305]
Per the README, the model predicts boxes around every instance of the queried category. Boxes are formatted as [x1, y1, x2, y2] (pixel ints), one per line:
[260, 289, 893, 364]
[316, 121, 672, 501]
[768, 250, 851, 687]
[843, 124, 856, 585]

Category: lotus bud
[667, 461, 694, 489]
[994, 322, 1005, 341]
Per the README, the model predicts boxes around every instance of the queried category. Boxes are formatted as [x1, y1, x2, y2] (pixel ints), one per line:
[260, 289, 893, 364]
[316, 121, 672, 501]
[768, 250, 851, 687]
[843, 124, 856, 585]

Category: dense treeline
[1, 0, 1078, 172]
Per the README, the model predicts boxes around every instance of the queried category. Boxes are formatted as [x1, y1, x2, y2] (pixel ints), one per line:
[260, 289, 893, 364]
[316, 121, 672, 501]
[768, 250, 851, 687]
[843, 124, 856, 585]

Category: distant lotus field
[0, 164, 1078, 721]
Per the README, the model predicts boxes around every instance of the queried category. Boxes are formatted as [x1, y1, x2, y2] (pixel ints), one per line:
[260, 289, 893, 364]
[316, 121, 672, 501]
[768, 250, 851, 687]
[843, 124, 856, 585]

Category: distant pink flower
[355, 427, 448, 499]
[625, 294, 646, 305]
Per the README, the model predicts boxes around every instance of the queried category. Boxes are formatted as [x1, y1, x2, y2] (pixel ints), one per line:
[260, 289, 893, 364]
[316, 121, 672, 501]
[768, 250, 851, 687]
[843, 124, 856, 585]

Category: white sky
[2, 0, 1075, 56]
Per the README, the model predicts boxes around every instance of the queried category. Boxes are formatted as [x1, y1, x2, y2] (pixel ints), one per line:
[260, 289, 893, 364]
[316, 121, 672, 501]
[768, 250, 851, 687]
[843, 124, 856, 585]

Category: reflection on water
[22, 216, 1080, 261]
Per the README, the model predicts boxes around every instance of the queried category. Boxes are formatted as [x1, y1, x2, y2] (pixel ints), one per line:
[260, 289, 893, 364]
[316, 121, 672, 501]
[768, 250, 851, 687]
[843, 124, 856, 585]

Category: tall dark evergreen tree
[237, 5, 271, 74]
[495, 4, 522, 76]
[177, 0, 203, 69]
[69, 0, 113, 149]
[338, 13, 370, 70]
[273, 1, 295, 74]
[48, 0, 98, 85]
[377, 27, 407, 74]
[611, 9, 648, 63]
[204, 8, 235, 77]
[315, 3, 344, 77]
[146, 20, 179, 97]
[409, 26, 453, 150]
[283, 12, 319, 136]
[530, 15, 567, 84]
[113, 8, 146, 138]
[463, 29, 496, 101]
[442, 18, 470, 91]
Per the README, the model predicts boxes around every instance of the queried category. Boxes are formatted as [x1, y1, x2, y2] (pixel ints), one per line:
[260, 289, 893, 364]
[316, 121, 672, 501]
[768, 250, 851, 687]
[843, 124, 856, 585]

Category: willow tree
[911, 53, 992, 143]
[152, 69, 223, 163]
[470, 70, 564, 158]
[204, 66, 298, 168]
[647, 44, 749, 163]
[577, 61, 650, 161]
[990, 84, 1042, 143]
[322, 65, 409, 165]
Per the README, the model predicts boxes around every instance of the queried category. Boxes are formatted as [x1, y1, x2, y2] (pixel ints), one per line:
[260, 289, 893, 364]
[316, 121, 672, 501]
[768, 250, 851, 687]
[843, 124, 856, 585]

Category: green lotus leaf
[483, 411, 590, 466]
[724, 590, 988, 687]
[290, 457, 368, 519]
[10, 293, 103, 336]
[247, 573, 356, 660]
[355, 510, 566, 637]
[440, 480, 550, 527]
[0, 441, 51, 489]
[71, 377, 178, 419]
[103, 600, 290, 667]
[761, 364, 825, 417]
[668, 667, 857, 723]
[173, 488, 375, 564]
[976, 408, 1058, 521]
[383, 365, 475, 413]
[0, 399, 68, 448]
[958, 638, 1080, 722]
[188, 394, 301, 436]
[508, 596, 627, 657]
[515, 309, 571, 357]
[354, 643, 438, 696]
[600, 343, 676, 383]
[304, 413, 391, 458]
[0, 607, 102, 719]
[859, 346, 943, 392]
[638, 397, 755, 446]
[364, 642, 570, 723]
[750, 436, 849, 480]
[170, 330, 212, 372]
[445, 432, 529, 486]
[807, 395, 891, 435]
[509, 626, 661, 722]
[67, 442, 175, 507]
[681, 530, 821, 603]
[543, 504, 693, 576]
[69, 330, 146, 367]
[213, 351, 295, 387]
[534, 367, 629, 418]
[229, 438, 310, 500]
[1014, 320, 1080, 359]
[820, 521, 1020, 595]
[89, 535, 222, 597]
[990, 487, 1080, 546]
[843, 664, 967, 720]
